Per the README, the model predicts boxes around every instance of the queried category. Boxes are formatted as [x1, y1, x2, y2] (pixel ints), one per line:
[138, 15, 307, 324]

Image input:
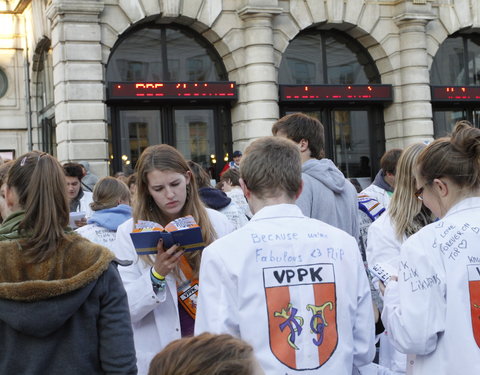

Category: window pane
[430, 37, 465, 85]
[279, 34, 323, 84]
[432, 110, 467, 137]
[279, 32, 379, 85]
[325, 35, 370, 84]
[467, 38, 480, 85]
[107, 28, 162, 82]
[107, 26, 225, 82]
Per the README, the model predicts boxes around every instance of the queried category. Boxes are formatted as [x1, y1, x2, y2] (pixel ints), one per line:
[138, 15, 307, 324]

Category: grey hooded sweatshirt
[296, 158, 359, 239]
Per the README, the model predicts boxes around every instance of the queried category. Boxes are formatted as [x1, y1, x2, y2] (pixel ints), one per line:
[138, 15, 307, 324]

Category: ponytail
[7, 152, 70, 263]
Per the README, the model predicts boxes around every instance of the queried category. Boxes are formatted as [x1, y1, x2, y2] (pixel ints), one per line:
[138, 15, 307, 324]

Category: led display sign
[108, 82, 237, 100]
[280, 84, 393, 102]
[431, 86, 480, 102]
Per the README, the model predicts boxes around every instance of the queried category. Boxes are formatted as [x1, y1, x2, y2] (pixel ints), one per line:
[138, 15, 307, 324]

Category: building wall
[0, 0, 479, 176]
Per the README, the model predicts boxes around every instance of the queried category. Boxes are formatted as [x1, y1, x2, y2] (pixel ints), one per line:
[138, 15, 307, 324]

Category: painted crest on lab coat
[263, 263, 338, 370]
[467, 264, 480, 348]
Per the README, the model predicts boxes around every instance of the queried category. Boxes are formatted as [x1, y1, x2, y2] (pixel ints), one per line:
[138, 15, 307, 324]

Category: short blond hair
[240, 136, 302, 199]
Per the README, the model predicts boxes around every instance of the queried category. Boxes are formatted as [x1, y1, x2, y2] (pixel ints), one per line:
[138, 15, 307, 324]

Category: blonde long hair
[389, 143, 434, 240]
[133, 144, 217, 273]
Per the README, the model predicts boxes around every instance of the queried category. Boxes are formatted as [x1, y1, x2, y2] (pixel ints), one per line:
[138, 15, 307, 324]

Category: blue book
[130, 216, 205, 255]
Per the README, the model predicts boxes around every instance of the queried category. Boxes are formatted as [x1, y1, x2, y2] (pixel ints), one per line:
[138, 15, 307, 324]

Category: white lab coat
[382, 197, 480, 375]
[72, 191, 94, 218]
[112, 208, 234, 375]
[361, 184, 391, 210]
[76, 223, 117, 251]
[225, 186, 252, 218]
[195, 204, 375, 375]
[366, 212, 408, 374]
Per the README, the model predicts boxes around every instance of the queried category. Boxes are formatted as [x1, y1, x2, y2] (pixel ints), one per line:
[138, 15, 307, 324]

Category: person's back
[272, 113, 359, 238]
[360, 148, 402, 210]
[195, 137, 375, 375]
[299, 158, 359, 237]
[76, 176, 132, 251]
[382, 122, 480, 375]
[188, 160, 248, 229]
[0, 151, 136, 375]
[221, 168, 252, 219]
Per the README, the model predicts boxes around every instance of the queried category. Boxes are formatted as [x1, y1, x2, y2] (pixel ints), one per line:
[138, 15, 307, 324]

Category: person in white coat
[76, 176, 132, 251]
[195, 136, 375, 375]
[63, 162, 94, 227]
[220, 168, 252, 219]
[113, 144, 234, 375]
[366, 143, 434, 374]
[382, 120, 480, 375]
[188, 160, 248, 229]
[361, 148, 402, 210]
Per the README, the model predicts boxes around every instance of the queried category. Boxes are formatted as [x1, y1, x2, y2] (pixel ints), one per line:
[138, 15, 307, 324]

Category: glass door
[118, 109, 162, 173]
[174, 108, 216, 177]
[111, 105, 231, 178]
[332, 109, 370, 180]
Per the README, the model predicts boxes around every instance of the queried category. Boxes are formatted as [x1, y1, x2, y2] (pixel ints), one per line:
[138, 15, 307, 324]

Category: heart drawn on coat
[458, 239, 467, 249]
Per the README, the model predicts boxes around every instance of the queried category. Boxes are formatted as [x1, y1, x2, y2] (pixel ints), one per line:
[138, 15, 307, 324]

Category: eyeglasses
[414, 181, 432, 201]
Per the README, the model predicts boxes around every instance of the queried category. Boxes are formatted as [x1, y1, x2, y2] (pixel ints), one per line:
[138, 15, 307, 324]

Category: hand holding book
[153, 241, 183, 277]
[130, 215, 205, 255]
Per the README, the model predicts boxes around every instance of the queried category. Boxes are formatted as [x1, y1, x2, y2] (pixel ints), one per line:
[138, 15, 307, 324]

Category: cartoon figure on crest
[264, 263, 338, 370]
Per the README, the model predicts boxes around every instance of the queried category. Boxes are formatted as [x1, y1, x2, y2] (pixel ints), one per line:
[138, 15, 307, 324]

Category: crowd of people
[0, 115, 479, 375]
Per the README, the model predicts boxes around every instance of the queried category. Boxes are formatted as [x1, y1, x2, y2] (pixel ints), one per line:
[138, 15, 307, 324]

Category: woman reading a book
[113, 144, 234, 375]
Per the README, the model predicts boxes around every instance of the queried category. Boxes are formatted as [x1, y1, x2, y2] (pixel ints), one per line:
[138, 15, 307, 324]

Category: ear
[239, 178, 250, 199]
[298, 139, 309, 153]
[4, 185, 19, 210]
[432, 178, 449, 198]
[294, 180, 304, 200]
[185, 170, 192, 184]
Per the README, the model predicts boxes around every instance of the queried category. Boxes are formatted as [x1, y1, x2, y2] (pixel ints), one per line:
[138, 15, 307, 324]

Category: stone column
[46, 0, 108, 176]
[235, 3, 282, 149]
[389, 2, 435, 147]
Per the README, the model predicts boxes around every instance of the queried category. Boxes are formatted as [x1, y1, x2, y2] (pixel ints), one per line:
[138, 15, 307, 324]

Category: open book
[130, 215, 205, 255]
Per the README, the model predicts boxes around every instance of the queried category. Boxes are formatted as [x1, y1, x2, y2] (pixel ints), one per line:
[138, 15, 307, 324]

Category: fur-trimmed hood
[0, 233, 115, 337]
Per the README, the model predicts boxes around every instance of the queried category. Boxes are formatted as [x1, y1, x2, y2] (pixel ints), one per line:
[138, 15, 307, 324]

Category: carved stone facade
[0, 0, 479, 177]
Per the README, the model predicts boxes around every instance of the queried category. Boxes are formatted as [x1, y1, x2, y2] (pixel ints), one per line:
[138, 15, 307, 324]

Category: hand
[153, 239, 184, 277]
[379, 275, 398, 295]
[75, 217, 87, 228]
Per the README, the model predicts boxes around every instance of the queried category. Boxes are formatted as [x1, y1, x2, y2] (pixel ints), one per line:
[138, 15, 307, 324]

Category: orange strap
[177, 256, 199, 319]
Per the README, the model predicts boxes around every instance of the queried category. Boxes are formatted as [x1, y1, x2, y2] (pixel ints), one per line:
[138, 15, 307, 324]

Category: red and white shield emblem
[467, 264, 480, 348]
[263, 263, 338, 370]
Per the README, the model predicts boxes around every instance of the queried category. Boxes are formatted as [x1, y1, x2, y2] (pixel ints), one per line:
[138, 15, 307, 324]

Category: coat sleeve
[98, 263, 138, 375]
[112, 221, 170, 323]
[366, 214, 401, 272]
[352, 243, 377, 368]
[381, 233, 446, 355]
[194, 244, 240, 337]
